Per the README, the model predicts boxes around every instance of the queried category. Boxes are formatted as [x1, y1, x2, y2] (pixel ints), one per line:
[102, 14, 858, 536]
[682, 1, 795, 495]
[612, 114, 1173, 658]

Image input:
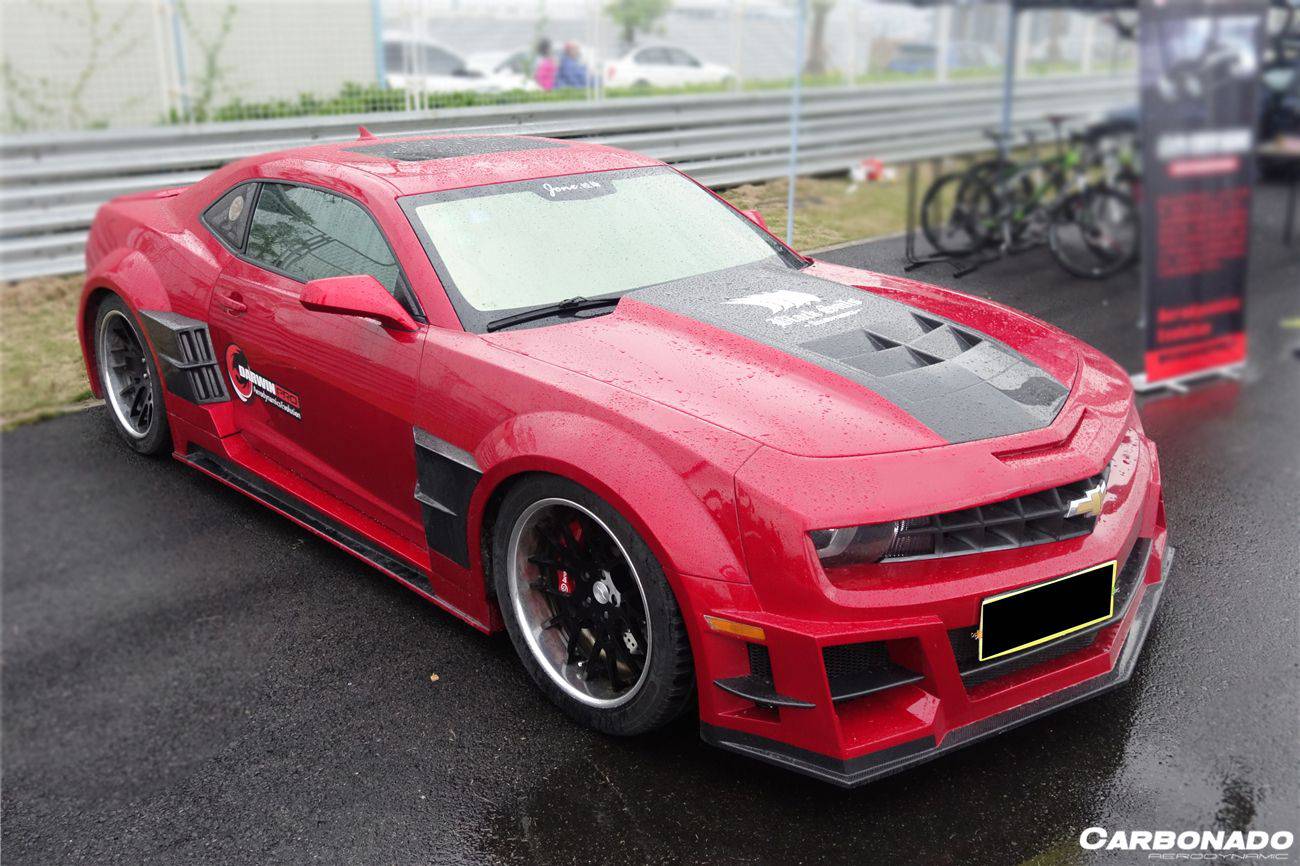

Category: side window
[246, 183, 402, 298]
[203, 183, 256, 250]
[637, 48, 667, 65]
[670, 49, 700, 67]
[502, 51, 529, 75]
[421, 45, 464, 75]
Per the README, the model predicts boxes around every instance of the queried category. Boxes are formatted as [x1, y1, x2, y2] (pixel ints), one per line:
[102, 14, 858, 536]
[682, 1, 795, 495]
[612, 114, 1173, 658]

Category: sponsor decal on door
[225, 344, 301, 419]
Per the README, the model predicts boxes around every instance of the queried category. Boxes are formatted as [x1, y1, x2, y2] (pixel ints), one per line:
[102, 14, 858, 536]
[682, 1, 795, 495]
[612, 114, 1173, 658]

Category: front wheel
[94, 295, 171, 455]
[1048, 188, 1139, 279]
[492, 475, 695, 735]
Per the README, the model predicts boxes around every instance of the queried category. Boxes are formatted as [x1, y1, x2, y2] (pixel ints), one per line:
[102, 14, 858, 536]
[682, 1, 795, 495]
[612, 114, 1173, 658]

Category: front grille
[712, 643, 813, 709]
[884, 465, 1110, 561]
[822, 641, 924, 702]
[948, 537, 1152, 688]
[824, 641, 892, 679]
[747, 642, 773, 682]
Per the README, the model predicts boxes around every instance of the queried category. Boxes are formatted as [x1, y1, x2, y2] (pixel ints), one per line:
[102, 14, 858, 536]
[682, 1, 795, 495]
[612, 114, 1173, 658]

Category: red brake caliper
[556, 519, 584, 596]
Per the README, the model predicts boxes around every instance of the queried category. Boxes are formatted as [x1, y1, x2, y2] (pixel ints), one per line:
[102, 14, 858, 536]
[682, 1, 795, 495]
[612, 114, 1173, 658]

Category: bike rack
[902, 162, 990, 278]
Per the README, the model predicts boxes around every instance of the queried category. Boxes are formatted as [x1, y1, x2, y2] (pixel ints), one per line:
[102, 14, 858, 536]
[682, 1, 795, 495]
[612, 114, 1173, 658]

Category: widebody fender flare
[79, 248, 174, 398]
[468, 410, 753, 591]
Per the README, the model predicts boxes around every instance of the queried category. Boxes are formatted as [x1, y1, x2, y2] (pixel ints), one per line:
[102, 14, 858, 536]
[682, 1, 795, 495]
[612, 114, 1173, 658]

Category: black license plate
[978, 562, 1117, 662]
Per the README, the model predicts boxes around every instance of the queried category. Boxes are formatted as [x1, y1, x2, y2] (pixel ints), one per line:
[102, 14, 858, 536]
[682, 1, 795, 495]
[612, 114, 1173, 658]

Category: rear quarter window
[202, 183, 257, 250]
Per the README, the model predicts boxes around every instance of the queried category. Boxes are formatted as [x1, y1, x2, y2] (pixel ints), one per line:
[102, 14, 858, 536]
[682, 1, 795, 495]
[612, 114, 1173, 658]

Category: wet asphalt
[3, 184, 1297, 865]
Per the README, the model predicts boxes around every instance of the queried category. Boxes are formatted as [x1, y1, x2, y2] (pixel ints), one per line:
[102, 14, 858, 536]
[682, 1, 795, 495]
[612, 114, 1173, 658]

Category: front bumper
[700, 547, 1170, 787]
[687, 426, 1169, 786]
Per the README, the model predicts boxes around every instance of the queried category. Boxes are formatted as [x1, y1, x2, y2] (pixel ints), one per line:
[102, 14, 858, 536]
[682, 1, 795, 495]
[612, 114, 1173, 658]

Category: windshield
[402, 167, 799, 331]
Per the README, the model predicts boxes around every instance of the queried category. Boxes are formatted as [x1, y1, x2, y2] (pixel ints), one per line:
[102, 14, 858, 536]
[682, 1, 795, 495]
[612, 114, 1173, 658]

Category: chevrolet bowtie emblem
[1064, 479, 1107, 519]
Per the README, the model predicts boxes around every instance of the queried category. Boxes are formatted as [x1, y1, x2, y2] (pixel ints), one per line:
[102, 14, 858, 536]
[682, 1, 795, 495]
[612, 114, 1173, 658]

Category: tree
[2, 0, 139, 131]
[605, 0, 672, 48]
[804, 0, 837, 77]
[176, 0, 238, 123]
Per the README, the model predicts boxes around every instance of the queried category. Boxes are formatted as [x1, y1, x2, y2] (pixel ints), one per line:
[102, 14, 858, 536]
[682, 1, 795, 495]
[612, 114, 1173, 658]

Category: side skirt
[180, 445, 490, 631]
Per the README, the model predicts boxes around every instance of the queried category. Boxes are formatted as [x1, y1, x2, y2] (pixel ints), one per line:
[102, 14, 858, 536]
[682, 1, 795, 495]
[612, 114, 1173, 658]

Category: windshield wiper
[485, 296, 622, 332]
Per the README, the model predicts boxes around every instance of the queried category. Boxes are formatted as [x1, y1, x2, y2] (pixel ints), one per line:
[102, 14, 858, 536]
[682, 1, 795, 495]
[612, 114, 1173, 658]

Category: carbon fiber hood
[627, 261, 1070, 444]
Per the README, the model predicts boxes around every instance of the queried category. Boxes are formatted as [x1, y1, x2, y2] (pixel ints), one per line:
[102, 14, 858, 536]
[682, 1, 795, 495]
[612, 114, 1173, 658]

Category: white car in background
[384, 34, 530, 94]
[604, 45, 733, 88]
[465, 45, 596, 91]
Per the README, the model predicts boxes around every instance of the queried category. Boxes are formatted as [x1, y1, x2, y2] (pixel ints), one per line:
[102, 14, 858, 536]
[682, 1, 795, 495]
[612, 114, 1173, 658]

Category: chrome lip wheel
[98, 310, 153, 439]
[507, 498, 652, 709]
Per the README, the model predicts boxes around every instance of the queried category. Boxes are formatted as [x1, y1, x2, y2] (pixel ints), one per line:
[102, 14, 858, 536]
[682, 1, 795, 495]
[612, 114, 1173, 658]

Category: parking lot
[3, 186, 1297, 865]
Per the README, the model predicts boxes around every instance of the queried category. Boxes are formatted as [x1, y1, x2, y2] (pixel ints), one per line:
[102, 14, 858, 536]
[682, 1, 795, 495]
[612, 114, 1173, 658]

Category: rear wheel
[492, 475, 695, 735]
[94, 295, 170, 455]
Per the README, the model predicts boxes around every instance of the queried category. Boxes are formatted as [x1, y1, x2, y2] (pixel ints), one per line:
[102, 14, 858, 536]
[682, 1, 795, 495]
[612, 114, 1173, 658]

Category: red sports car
[78, 132, 1170, 786]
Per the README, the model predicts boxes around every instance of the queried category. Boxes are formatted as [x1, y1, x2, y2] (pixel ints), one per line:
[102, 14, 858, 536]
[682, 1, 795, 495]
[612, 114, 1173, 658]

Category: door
[206, 181, 428, 544]
[634, 47, 674, 86]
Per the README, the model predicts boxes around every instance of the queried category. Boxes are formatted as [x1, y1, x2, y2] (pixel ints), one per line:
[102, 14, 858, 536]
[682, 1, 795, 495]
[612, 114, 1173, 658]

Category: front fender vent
[139, 311, 228, 404]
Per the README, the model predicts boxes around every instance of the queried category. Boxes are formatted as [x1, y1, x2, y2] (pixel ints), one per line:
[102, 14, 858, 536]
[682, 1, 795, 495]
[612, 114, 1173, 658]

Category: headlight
[808, 522, 899, 568]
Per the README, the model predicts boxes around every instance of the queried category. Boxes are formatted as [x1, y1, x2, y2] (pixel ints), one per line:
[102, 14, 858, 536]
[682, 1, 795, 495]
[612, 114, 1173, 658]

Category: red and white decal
[225, 344, 301, 419]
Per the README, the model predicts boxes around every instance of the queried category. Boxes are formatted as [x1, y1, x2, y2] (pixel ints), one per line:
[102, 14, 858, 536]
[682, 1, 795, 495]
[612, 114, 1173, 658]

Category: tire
[492, 474, 695, 736]
[93, 295, 171, 455]
[920, 171, 998, 255]
[1048, 188, 1139, 280]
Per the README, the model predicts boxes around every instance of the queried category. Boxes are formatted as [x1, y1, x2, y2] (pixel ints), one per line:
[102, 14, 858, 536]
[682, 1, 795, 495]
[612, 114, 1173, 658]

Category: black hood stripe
[628, 262, 1069, 444]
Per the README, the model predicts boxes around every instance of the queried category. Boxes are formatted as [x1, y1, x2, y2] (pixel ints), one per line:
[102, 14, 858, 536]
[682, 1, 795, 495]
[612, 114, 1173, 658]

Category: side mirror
[741, 209, 769, 231]
[300, 275, 418, 332]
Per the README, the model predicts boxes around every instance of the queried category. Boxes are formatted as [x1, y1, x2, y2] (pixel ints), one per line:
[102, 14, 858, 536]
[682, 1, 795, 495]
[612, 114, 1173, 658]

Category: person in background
[534, 39, 557, 91]
[556, 42, 588, 89]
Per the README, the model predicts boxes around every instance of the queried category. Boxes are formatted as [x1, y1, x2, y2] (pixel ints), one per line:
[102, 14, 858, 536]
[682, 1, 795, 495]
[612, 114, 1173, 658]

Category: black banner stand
[1127, 0, 1263, 397]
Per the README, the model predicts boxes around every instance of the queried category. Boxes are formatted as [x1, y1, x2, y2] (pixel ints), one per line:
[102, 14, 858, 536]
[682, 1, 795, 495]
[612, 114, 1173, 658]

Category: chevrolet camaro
[78, 132, 1171, 786]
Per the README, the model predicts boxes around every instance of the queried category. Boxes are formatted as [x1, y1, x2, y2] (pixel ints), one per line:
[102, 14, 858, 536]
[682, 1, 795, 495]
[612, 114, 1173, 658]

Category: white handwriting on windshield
[542, 180, 604, 197]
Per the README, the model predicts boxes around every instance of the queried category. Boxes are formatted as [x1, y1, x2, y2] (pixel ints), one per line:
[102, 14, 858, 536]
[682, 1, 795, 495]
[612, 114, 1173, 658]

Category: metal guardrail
[0, 75, 1134, 281]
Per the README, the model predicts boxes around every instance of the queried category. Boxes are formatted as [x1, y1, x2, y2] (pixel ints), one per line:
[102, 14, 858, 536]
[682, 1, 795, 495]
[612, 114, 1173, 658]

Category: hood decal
[629, 262, 1069, 444]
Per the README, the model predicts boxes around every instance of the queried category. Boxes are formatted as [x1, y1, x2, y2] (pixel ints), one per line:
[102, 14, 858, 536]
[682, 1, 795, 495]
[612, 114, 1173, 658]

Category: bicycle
[919, 115, 1141, 279]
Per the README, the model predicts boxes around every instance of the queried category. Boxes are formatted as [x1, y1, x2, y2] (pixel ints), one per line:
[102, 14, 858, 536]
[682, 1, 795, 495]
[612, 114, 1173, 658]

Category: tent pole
[787, 0, 808, 245]
[1000, 3, 1020, 158]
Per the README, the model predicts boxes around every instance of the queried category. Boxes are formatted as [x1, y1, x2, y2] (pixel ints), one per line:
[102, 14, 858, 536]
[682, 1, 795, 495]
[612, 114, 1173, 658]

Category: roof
[258, 133, 661, 197]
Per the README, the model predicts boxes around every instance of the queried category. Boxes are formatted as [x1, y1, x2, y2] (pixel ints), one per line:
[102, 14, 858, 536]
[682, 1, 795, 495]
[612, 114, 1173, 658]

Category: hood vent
[630, 262, 1070, 444]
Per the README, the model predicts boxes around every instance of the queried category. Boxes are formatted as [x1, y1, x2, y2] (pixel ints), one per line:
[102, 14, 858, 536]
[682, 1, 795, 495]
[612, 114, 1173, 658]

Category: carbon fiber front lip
[700, 549, 1171, 788]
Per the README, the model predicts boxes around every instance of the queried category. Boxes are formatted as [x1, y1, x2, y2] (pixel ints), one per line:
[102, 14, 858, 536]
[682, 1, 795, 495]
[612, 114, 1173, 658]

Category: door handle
[217, 290, 247, 314]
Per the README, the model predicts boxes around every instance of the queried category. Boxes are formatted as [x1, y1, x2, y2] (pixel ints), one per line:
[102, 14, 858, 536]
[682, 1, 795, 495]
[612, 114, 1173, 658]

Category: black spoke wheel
[94, 296, 170, 455]
[494, 475, 695, 735]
